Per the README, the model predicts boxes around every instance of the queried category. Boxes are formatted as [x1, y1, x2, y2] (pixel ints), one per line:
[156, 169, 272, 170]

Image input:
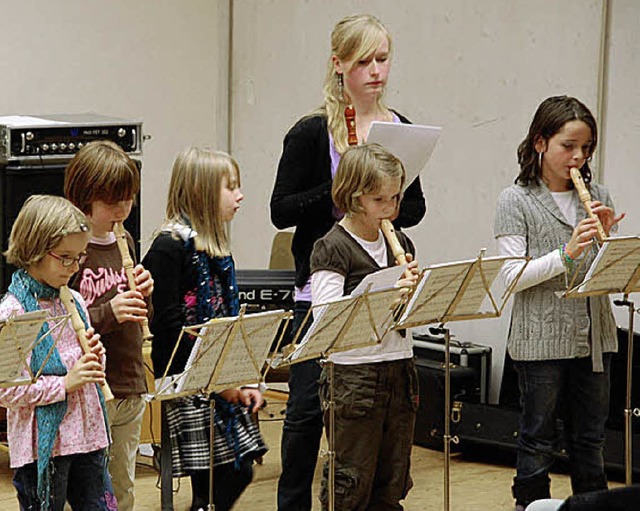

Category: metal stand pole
[328, 360, 335, 511]
[208, 397, 216, 510]
[430, 326, 458, 511]
[160, 401, 174, 510]
[614, 296, 639, 485]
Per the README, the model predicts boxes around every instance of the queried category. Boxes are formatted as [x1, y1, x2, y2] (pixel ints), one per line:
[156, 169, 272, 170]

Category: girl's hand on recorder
[565, 218, 599, 259]
[133, 264, 154, 298]
[110, 290, 148, 324]
[396, 253, 419, 289]
[64, 353, 105, 393]
[590, 200, 625, 237]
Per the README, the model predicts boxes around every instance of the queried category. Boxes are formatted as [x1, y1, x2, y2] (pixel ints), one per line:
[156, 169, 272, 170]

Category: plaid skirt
[165, 394, 268, 477]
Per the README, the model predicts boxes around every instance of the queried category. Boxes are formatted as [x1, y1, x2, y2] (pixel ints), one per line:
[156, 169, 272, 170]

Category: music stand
[0, 310, 67, 388]
[563, 235, 640, 485]
[279, 284, 406, 511]
[394, 249, 527, 511]
[150, 306, 291, 511]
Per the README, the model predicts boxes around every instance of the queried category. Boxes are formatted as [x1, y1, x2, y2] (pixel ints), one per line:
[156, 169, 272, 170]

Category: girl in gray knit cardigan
[494, 96, 624, 511]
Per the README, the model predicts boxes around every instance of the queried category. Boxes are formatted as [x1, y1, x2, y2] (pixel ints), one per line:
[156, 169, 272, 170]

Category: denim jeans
[512, 355, 611, 507]
[13, 448, 116, 511]
[277, 301, 324, 511]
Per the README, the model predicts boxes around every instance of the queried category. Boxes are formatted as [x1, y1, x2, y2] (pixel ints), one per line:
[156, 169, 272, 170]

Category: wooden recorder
[113, 222, 153, 340]
[59, 285, 114, 401]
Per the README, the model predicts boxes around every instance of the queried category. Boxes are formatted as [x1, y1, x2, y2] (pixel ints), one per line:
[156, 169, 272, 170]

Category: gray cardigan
[494, 181, 617, 372]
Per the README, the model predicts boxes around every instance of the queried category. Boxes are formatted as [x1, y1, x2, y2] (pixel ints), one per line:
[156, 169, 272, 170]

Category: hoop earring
[538, 151, 543, 169]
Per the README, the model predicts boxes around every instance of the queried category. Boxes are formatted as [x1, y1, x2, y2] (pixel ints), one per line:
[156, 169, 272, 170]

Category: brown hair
[332, 143, 405, 215]
[5, 195, 90, 268]
[516, 96, 598, 186]
[64, 140, 140, 213]
[165, 147, 241, 257]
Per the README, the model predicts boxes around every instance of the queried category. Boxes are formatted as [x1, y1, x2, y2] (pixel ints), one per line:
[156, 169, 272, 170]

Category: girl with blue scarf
[0, 195, 115, 510]
[143, 147, 267, 511]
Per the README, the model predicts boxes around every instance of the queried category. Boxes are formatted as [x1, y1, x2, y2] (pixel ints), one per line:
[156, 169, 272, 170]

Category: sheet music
[177, 320, 233, 394]
[367, 121, 441, 191]
[398, 256, 507, 327]
[0, 310, 48, 384]
[211, 310, 285, 388]
[290, 297, 357, 361]
[332, 287, 399, 351]
[289, 287, 399, 362]
[575, 236, 640, 294]
[160, 309, 287, 396]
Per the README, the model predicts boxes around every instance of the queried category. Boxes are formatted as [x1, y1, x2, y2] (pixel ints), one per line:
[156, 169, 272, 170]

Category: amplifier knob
[41, 144, 49, 152]
[77, 142, 84, 149]
[117, 128, 126, 138]
[25, 132, 34, 141]
[59, 143, 67, 151]
[68, 143, 76, 151]
[51, 143, 58, 152]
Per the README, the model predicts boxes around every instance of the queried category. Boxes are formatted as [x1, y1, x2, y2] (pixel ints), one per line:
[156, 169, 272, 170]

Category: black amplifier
[236, 269, 295, 312]
[0, 113, 143, 163]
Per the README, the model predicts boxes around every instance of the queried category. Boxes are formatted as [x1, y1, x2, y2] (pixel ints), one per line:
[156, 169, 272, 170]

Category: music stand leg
[621, 297, 636, 485]
[208, 398, 216, 510]
[160, 401, 174, 510]
[431, 326, 456, 511]
[320, 359, 336, 511]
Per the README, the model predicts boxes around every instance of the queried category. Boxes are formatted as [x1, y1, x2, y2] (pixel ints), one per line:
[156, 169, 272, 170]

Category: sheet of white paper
[350, 264, 406, 296]
[367, 121, 441, 191]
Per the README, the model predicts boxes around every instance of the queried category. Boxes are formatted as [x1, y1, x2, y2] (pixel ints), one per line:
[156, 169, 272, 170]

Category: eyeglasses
[48, 252, 88, 267]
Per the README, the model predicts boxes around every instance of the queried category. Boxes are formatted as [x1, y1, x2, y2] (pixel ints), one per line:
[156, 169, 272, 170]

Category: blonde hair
[165, 147, 241, 257]
[5, 195, 90, 268]
[64, 140, 140, 213]
[320, 14, 392, 154]
[332, 143, 405, 215]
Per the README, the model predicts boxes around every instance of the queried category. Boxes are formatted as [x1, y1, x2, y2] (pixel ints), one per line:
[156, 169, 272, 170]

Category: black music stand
[394, 249, 526, 511]
[0, 309, 66, 388]
[280, 283, 405, 511]
[563, 235, 640, 485]
[150, 306, 291, 510]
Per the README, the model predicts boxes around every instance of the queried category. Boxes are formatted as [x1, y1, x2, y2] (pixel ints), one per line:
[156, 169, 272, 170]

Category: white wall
[1, 0, 639, 401]
[0, 0, 230, 247]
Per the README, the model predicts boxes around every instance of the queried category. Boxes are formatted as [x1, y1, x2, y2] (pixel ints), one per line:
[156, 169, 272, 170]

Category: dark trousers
[319, 359, 418, 511]
[189, 459, 254, 511]
[512, 355, 611, 508]
[13, 449, 114, 511]
[277, 301, 324, 511]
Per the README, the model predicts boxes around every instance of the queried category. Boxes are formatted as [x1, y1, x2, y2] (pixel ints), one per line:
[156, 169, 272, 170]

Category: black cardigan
[270, 113, 426, 289]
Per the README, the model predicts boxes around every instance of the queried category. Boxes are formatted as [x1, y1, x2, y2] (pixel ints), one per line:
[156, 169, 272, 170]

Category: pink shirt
[0, 291, 109, 468]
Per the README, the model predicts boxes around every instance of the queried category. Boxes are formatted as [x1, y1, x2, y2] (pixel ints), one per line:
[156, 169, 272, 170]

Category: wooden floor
[0, 400, 624, 510]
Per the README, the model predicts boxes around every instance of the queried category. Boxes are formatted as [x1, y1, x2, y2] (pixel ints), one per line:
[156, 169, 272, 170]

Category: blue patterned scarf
[8, 269, 108, 509]
[181, 221, 244, 468]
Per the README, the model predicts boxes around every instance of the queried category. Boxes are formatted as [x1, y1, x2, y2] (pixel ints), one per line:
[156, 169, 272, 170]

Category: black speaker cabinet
[0, 160, 141, 292]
